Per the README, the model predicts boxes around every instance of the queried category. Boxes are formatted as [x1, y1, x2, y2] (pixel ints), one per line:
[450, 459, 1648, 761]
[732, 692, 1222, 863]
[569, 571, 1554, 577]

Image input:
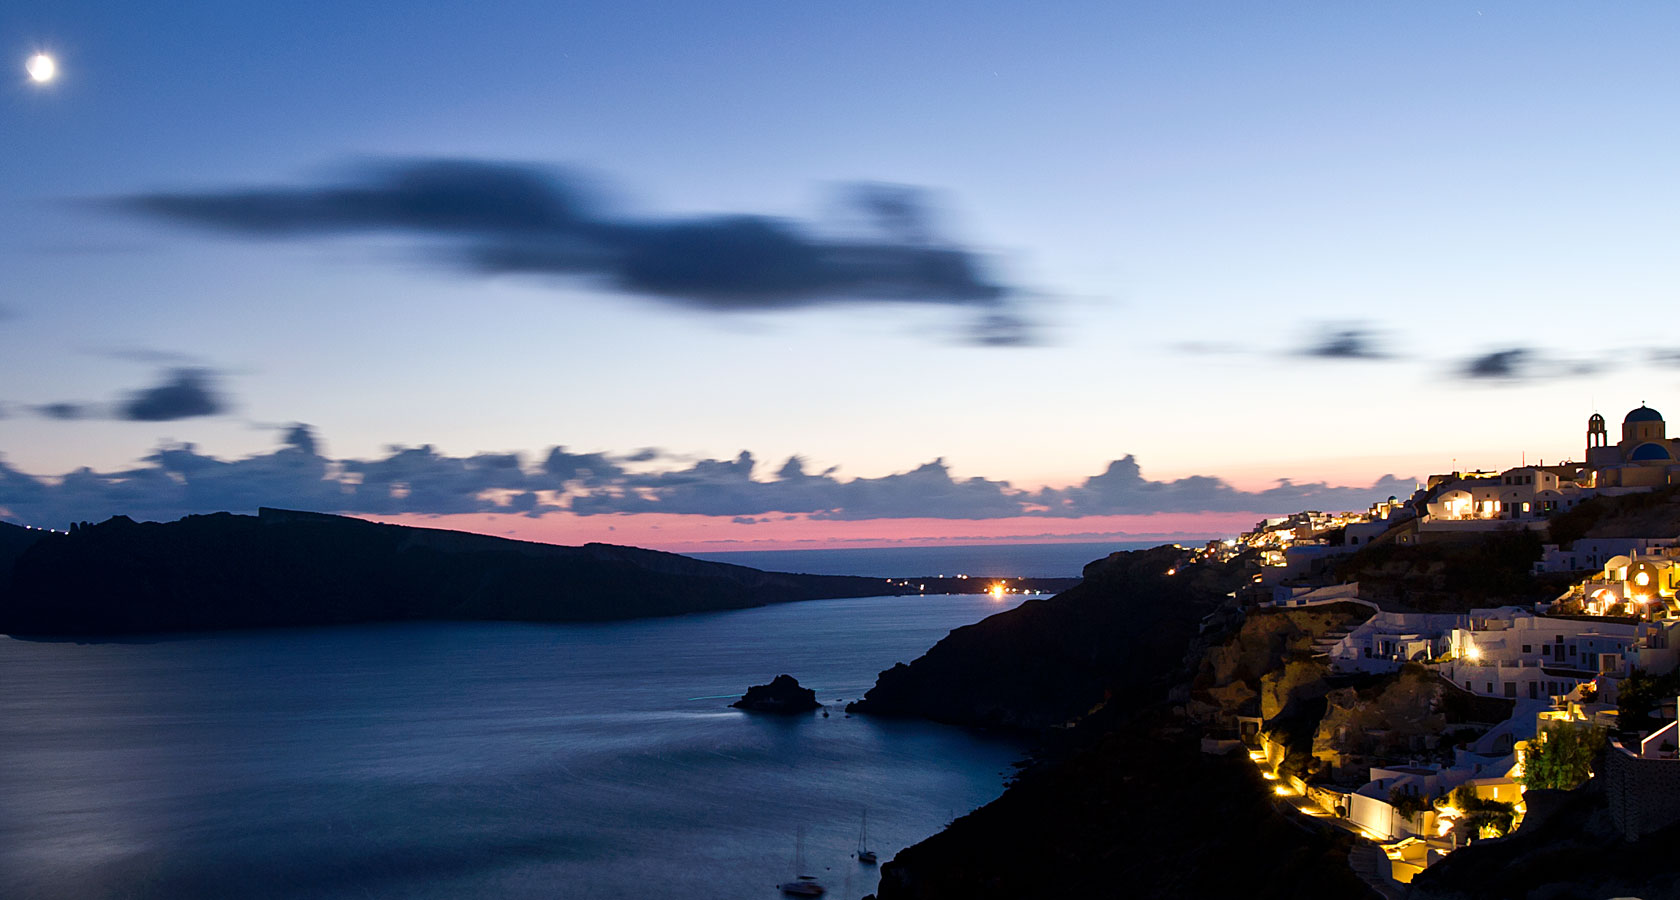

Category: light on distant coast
[26, 52, 57, 84]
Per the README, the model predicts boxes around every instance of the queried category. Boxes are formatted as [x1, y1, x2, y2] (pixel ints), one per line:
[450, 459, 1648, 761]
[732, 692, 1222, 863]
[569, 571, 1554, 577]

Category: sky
[1, 2, 1677, 551]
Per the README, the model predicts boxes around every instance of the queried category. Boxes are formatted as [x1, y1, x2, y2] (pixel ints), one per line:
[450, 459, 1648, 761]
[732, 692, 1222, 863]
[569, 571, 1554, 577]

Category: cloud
[1296, 324, 1394, 361]
[1456, 347, 1600, 383]
[0, 428, 1411, 529]
[29, 368, 230, 423]
[34, 402, 91, 420]
[112, 159, 1036, 345]
[1030, 456, 1414, 516]
[119, 368, 227, 421]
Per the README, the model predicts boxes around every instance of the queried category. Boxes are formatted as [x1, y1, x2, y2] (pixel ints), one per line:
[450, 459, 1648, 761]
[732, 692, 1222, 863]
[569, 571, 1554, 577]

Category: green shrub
[1519, 721, 1606, 791]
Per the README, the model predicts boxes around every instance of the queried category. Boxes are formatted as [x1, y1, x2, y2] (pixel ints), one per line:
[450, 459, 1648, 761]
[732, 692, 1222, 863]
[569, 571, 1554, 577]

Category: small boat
[778, 875, 826, 896]
[855, 809, 877, 865]
[778, 826, 826, 896]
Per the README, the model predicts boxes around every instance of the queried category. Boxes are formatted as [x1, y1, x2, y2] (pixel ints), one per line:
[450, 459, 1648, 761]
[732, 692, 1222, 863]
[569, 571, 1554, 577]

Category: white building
[1533, 538, 1678, 574]
[1444, 607, 1638, 701]
[1328, 611, 1459, 674]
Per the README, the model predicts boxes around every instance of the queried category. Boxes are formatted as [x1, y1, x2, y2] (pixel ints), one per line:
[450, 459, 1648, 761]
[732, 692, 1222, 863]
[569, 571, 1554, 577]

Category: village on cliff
[1183, 404, 1680, 887]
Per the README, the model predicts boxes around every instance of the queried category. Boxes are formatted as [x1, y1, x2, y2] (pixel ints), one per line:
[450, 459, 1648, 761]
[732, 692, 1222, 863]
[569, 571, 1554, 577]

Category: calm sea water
[0, 594, 1028, 900]
[691, 539, 1176, 578]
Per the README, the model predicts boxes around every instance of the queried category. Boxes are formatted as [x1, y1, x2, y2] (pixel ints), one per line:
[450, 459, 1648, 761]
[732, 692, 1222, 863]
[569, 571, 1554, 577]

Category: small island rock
[732, 674, 821, 713]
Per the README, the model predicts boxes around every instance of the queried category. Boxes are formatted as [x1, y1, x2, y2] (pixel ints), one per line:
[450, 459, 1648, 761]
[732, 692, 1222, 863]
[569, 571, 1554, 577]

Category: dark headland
[843, 542, 1673, 900]
[0, 509, 1071, 636]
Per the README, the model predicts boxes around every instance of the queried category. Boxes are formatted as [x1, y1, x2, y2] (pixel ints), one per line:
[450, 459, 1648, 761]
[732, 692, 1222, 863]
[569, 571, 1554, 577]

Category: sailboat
[855, 809, 877, 865]
[778, 826, 826, 896]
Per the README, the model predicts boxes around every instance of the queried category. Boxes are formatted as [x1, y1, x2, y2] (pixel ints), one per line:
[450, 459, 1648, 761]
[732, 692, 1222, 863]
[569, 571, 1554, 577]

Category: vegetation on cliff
[1545, 483, 1680, 546]
[1517, 722, 1604, 792]
[1332, 531, 1555, 611]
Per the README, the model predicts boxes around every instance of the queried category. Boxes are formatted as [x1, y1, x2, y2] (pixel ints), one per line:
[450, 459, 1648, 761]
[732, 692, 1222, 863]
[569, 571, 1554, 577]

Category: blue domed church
[1585, 405, 1680, 488]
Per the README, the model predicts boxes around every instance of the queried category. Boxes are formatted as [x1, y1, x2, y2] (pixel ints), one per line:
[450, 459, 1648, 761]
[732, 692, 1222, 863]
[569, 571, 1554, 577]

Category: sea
[0, 592, 1034, 900]
[691, 539, 1176, 578]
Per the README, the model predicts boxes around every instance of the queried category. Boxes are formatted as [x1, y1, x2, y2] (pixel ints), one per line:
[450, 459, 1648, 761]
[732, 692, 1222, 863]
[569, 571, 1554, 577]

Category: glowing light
[988, 583, 1004, 600]
[1262, 771, 1278, 780]
[1463, 644, 1481, 662]
[1273, 786, 1294, 796]
[26, 53, 56, 83]
[1636, 572, 1651, 586]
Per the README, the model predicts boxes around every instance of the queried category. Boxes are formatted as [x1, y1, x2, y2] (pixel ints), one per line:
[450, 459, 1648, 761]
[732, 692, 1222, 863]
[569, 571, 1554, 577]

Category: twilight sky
[2, 2, 1677, 550]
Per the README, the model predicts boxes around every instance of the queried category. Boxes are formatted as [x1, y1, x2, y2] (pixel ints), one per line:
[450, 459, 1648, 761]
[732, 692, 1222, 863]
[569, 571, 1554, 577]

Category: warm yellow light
[1273, 786, 1294, 796]
[1463, 645, 1481, 662]
[1636, 572, 1651, 586]
[26, 52, 56, 84]
[988, 583, 1004, 600]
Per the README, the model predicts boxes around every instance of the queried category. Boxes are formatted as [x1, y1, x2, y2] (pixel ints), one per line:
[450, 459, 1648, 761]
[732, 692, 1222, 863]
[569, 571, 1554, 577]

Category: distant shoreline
[690, 539, 1184, 579]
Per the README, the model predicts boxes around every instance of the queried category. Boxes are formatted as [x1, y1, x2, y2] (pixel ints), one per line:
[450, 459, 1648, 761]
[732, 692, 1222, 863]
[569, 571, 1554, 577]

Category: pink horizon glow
[356, 509, 1273, 554]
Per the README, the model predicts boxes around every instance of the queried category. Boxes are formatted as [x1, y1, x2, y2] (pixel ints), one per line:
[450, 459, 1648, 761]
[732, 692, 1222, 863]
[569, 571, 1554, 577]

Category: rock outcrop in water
[0, 508, 899, 635]
[731, 674, 821, 713]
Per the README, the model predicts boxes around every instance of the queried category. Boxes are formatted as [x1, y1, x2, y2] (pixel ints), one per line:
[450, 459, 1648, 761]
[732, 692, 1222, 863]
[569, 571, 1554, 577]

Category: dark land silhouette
[0, 508, 1076, 636]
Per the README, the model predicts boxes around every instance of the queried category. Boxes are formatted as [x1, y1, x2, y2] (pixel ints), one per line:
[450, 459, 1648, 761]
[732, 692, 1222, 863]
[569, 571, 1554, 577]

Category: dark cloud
[34, 402, 90, 420]
[541, 446, 624, 486]
[0, 430, 1412, 529]
[281, 423, 318, 455]
[1462, 348, 1529, 379]
[1297, 324, 1393, 360]
[112, 159, 1034, 344]
[29, 369, 229, 423]
[1456, 348, 1600, 383]
[119, 368, 226, 421]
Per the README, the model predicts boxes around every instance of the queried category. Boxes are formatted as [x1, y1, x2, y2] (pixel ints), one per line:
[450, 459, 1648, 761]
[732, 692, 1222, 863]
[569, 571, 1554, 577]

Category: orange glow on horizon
[356, 509, 1267, 554]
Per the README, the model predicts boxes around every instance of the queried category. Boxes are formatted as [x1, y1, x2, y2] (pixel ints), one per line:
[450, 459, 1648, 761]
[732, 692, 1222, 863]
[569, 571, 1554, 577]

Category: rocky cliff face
[847, 546, 1226, 732]
[874, 722, 1377, 900]
[1187, 603, 1371, 730]
[1311, 665, 1447, 779]
[853, 548, 1379, 899]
